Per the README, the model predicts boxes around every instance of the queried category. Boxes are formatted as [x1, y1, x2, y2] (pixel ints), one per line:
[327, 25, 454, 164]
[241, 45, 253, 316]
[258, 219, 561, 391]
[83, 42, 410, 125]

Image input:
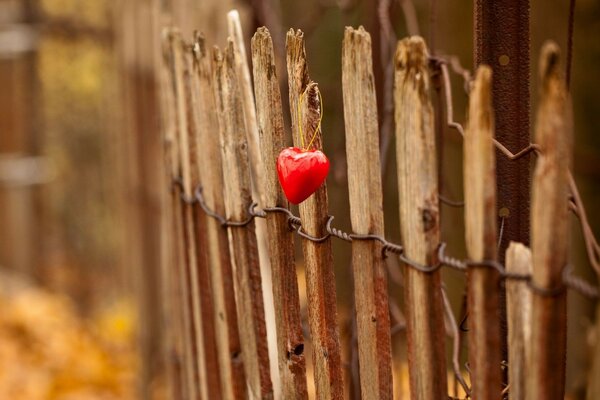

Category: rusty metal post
[474, 0, 530, 375]
[474, 0, 530, 255]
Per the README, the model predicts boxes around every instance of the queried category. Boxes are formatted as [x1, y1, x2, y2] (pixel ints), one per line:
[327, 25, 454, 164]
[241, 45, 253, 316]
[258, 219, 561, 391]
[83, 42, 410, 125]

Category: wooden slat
[212, 41, 273, 399]
[341, 26, 393, 400]
[286, 29, 344, 400]
[191, 32, 247, 400]
[464, 65, 502, 399]
[252, 27, 308, 399]
[227, 10, 267, 205]
[528, 41, 572, 400]
[159, 31, 186, 400]
[506, 241, 532, 400]
[393, 36, 447, 399]
[171, 179, 195, 400]
[170, 30, 208, 400]
[165, 30, 197, 400]
[182, 41, 223, 400]
[227, 14, 279, 396]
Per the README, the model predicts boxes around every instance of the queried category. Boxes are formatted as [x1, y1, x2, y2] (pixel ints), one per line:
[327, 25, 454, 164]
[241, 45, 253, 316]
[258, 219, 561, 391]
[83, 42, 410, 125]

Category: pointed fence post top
[395, 36, 430, 91]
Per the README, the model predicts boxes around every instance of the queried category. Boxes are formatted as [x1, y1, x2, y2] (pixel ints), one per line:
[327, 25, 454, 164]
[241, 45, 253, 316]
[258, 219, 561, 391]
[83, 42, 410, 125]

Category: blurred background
[0, 0, 598, 399]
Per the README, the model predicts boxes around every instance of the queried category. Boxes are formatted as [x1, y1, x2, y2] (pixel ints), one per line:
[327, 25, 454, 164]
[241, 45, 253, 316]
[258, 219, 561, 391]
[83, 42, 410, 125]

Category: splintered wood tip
[539, 41, 561, 85]
[305, 83, 320, 109]
[193, 32, 206, 58]
[471, 65, 493, 111]
[474, 64, 492, 86]
[344, 26, 370, 43]
[212, 45, 222, 63]
[287, 28, 304, 40]
[225, 38, 235, 63]
[302, 82, 322, 141]
[255, 26, 270, 37]
[395, 36, 429, 72]
[227, 9, 240, 19]
[253, 27, 273, 52]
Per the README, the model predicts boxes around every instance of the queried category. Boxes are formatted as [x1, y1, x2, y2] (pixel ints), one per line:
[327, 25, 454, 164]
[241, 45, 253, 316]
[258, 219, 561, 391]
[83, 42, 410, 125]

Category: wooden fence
[158, 11, 599, 400]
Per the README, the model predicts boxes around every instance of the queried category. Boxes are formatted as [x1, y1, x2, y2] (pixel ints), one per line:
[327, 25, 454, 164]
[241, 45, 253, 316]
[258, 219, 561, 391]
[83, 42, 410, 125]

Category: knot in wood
[421, 208, 436, 232]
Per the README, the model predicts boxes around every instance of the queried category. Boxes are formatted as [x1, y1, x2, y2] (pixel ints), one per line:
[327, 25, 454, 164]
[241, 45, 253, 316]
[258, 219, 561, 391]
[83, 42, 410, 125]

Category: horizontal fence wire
[172, 178, 600, 302]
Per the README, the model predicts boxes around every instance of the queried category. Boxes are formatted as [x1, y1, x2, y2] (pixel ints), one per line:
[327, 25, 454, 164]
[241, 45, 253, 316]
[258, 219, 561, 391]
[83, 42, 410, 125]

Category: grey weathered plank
[182, 37, 223, 400]
[286, 29, 344, 400]
[171, 30, 209, 398]
[159, 30, 187, 399]
[341, 26, 393, 400]
[227, 14, 279, 396]
[394, 36, 447, 399]
[213, 41, 273, 399]
[252, 27, 308, 400]
[191, 32, 247, 400]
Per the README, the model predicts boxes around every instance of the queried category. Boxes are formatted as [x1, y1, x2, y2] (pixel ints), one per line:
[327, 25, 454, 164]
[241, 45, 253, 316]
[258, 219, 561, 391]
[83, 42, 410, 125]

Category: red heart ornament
[277, 147, 330, 204]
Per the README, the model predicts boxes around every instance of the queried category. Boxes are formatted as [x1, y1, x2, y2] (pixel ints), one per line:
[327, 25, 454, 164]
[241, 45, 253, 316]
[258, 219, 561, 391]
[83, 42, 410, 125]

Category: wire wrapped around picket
[173, 177, 600, 302]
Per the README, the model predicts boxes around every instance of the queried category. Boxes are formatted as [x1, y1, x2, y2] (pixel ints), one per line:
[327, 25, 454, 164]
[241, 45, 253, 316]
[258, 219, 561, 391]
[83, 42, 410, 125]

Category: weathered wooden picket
[158, 11, 599, 400]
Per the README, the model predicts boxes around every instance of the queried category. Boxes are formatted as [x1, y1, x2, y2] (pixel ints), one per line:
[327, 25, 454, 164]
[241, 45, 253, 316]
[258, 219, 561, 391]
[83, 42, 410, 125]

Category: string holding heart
[277, 87, 331, 205]
[297, 87, 323, 150]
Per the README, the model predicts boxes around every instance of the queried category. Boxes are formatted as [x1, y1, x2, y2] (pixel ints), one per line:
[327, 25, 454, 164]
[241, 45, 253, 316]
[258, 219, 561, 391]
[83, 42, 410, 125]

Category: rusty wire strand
[497, 216, 506, 250]
[432, 54, 600, 280]
[177, 178, 600, 302]
[440, 194, 465, 208]
[442, 285, 472, 397]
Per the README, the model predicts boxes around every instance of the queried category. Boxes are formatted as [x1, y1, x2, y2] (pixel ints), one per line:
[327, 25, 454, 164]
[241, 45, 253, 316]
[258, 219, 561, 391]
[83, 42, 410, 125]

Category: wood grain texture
[227, 10, 266, 206]
[168, 30, 204, 400]
[227, 15, 279, 397]
[159, 32, 186, 399]
[464, 65, 502, 399]
[183, 39, 224, 400]
[213, 42, 273, 400]
[393, 36, 447, 400]
[341, 26, 393, 400]
[252, 27, 308, 400]
[528, 41, 572, 400]
[191, 32, 247, 400]
[286, 29, 344, 400]
[505, 242, 532, 400]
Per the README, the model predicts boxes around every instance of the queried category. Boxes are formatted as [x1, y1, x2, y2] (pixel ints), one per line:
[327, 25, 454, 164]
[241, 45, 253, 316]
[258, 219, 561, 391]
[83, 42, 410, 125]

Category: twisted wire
[181, 180, 599, 301]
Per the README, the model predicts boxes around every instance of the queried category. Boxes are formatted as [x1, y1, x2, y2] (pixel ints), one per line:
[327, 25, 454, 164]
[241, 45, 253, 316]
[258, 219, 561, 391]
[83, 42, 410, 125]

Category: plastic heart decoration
[277, 147, 330, 204]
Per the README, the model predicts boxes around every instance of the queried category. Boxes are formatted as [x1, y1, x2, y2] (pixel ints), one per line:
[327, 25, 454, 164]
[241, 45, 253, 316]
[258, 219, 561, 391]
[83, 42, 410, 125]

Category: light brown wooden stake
[227, 13, 279, 395]
[159, 31, 186, 400]
[394, 36, 447, 400]
[528, 41, 572, 400]
[170, 31, 209, 400]
[171, 180, 195, 400]
[464, 65, 502, 399]
[286, 29, 344, 400]
[341, 26, 393, 400]
[165, 30, 197, 400]
[213, 42, 273, 400]
[191, 32, 247, 400]
[183, 43, 223, 400]
[252, 27, 308, 399]
[227, 10, 267, 205]
[505, 242, 532, 400]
